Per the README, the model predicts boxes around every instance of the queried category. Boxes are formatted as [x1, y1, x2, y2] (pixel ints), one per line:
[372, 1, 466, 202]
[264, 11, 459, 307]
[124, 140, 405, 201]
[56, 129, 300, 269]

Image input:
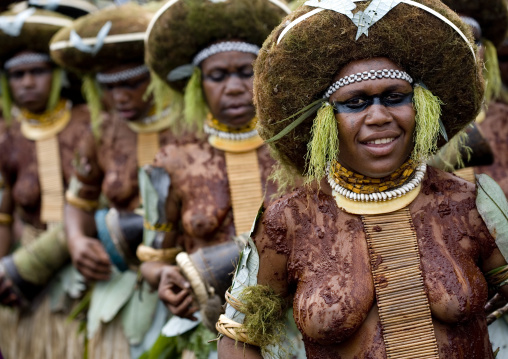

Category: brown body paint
[255, 166, 496, 358]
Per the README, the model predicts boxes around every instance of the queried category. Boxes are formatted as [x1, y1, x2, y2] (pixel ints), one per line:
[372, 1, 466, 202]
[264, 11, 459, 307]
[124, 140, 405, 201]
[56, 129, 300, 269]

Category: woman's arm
[64, 128, 110, 281]
[65, 204, 111, 281]
[218, 203, 291, 358]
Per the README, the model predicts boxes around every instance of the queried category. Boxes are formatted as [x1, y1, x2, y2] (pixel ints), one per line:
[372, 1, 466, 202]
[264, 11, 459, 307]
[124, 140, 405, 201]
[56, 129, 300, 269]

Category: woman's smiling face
[329, 57, 416, 178]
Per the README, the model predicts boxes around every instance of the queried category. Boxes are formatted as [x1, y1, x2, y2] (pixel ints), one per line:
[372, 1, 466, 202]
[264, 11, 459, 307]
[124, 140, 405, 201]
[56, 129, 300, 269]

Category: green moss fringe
[304, 103, 339, 184]
[0, 73, 12, 124]
[47, 68, 63, 112]
[139, 323, 216, 359]
[82, 75, 102, 138]
[145, 71, 188, 135]
[183, 67, 208, 133]
[239, 285, 287, 358]
[484, 39, 502, 104]
[412, 84, 442, 162]
[428, 128, 471, 171]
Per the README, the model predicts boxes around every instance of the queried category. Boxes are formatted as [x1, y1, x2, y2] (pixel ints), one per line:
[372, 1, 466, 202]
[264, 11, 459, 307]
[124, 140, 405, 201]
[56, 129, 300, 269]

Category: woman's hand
[68, 234, 111, 282]
[158, 265, 199, 319]
[0, 270, 19, 306]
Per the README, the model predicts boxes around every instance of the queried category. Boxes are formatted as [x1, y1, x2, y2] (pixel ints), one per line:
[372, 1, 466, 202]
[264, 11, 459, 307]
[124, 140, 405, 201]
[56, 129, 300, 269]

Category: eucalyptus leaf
[121, 280, 160, 345]
[87, 270, 137, 338]
[225, 237, 259, 322]
[476, 174, 508, 260]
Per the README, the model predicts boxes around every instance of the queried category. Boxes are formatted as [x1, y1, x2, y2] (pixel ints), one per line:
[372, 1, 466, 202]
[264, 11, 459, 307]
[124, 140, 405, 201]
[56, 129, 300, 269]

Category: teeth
[366, 137, 395, 145]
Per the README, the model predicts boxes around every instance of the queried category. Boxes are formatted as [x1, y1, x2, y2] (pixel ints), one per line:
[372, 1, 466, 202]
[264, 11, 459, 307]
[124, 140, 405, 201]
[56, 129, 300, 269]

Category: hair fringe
[47, 68, 63, 112]
[427, 127, 472, 171]
[483, 39, 502, 104]
[412, 85, 442, 163]
[82, 75, 102, 139]
[304, 103, 339, 184]
[1, 73, 12, 124]
[183, 67, 208, 133]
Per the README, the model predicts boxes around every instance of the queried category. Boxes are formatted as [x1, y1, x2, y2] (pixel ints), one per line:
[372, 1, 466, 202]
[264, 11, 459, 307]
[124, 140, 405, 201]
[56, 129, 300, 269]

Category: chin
[220, 115, 253, 128]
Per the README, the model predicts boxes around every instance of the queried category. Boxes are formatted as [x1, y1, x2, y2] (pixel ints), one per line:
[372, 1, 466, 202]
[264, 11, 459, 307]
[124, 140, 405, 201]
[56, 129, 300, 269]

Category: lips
[117, 109, 137, 120]
[364, 137, 397, 145]
[360, 133, 402, 157]
[222, 103, 252, 117]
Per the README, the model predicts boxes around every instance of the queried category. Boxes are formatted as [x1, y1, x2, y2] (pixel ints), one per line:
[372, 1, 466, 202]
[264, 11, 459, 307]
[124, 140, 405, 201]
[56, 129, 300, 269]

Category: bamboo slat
[453, 167, 476, 183]
[137, 132, 160, 167]
[36, 136, 64, 223]
[361, 208, 439, 358]
[224, 150, 263, 234]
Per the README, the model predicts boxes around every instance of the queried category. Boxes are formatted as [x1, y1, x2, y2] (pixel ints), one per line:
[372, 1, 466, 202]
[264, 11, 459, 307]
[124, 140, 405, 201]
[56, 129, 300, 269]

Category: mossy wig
[145, 0, 290, 130]
[254, 0, 484, 179]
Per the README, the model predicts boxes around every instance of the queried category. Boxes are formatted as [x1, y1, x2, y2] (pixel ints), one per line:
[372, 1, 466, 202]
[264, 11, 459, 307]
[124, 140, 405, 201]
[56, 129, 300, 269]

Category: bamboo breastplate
[361, 208, 439, 359]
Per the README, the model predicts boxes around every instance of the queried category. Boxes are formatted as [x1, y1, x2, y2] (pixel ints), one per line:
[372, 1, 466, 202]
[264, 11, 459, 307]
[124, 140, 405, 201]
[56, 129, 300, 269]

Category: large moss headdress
[0, 7, 73, 121]
[50, 3, 156, 134]
[254, 0, 484, 182]
[145, 0, 290, 130]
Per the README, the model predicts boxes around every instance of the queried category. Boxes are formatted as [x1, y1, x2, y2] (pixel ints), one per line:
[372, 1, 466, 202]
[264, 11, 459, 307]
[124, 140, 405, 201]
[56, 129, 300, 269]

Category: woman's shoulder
[70, 103, 91, 123]
[422, 165, 476, 199]
[154, 139, 213, 173]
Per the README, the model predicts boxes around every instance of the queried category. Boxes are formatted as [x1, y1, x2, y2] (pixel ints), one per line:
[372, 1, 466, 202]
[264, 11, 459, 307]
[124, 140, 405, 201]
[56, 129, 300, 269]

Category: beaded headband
[96, 64, 149, 84]
[323, 69, 413, 99]
[4, 53, 51, 70]
[460, 16, 482, 38]
[167, 41, 260, 81]
[192, 41, 260, 66]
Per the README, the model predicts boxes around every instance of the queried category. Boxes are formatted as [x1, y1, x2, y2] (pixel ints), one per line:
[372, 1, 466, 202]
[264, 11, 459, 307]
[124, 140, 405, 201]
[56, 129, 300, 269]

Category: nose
[224, 74, 247, 95]
[111, 87, 130, 105]
[365, 102, 393, 126]
[20, 72, 35, 88]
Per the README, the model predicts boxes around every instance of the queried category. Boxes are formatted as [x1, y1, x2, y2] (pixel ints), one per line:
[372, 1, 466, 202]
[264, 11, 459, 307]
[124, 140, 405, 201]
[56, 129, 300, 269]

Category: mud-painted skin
[475, 102, 508, 197]
[142, 141, 277, 317]
[65, 111, 185, 281]
[0, 98, 90, 304]
[219, 167, 507, 359]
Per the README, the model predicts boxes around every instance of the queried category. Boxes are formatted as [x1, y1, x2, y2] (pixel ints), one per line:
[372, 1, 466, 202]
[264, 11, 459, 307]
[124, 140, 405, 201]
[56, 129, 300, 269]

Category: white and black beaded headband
[192, 41, 260, 67]
[167, 41, 260, 82]
[96, 64, 149, 84]
[4, 53, 51, 70]
[460, 16, 482, 38]
[324, 69, 413, 99]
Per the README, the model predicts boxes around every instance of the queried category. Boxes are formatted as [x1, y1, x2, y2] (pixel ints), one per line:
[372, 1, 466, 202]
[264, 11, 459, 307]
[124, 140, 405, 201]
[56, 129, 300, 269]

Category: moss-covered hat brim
[50, 3, 152, 75]
[27, 0, 98, 19]
[0, 8, 72, 65]
[254, 0, 484, 175]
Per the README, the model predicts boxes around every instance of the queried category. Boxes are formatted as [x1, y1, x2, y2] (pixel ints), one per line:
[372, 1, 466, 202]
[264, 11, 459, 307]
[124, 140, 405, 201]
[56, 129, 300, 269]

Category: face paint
[332, 92, 413, 114]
